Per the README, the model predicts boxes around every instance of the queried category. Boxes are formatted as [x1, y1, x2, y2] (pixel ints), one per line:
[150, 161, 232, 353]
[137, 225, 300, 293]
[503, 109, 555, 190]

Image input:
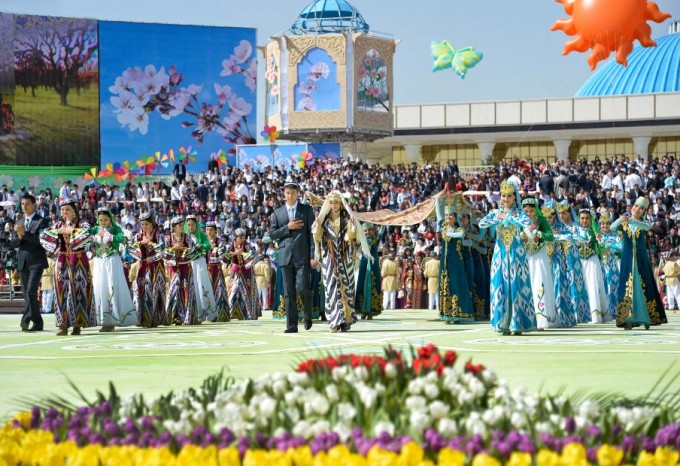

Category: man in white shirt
[624, 168, 643, 192]
[601, 170, 612, 191]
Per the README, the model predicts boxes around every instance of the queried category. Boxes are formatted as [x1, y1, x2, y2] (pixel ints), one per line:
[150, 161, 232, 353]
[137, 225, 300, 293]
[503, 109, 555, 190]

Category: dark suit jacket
[269, 203, 315, 266]
[9, 213, 49, 270]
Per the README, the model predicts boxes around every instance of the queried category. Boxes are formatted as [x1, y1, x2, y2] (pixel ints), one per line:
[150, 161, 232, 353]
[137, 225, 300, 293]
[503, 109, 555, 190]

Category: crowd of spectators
[1, 153, 680, 266]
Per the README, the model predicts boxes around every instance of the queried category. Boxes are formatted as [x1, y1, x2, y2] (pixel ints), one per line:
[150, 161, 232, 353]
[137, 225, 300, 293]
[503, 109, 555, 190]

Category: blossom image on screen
[357, 49, 389, 113]
[265, 54, 279, 116]
[294, 48, 339, 112]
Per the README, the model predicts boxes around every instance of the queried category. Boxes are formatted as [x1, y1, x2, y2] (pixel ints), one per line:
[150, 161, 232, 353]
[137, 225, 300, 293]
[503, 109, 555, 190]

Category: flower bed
[1, 344, 679, 465]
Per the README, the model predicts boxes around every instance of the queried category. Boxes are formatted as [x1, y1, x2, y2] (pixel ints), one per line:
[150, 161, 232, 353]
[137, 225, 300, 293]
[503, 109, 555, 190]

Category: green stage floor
[1, 311, 679, 420]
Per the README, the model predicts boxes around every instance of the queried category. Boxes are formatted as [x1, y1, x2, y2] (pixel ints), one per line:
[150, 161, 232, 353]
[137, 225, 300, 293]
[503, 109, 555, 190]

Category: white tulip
[292, 420, 313, 439]
[337, 402, 357, 422]
[384, 363, 397, 379]
[325, 384, 339, 402]
[374, 421, 395, 437]
[312, 420, 331, 436]
[428, 400, 450, 419]
[405, 395, 427, 411]
[510, 411, 526, 429]
[424, 383, 440, 400]
[437, 418, 458, 437]
[409, 411, 432, 433]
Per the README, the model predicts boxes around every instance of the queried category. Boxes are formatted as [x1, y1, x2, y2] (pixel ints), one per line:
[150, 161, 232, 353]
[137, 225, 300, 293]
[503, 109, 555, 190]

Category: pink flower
[220, 58, 240, 77]
[232, 40, 252, 63]
[228, 95, 252, 116]
[214, 83, 232, 106]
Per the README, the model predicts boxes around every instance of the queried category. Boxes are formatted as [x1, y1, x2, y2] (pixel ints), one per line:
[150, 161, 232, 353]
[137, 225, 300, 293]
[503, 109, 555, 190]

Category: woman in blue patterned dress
[542, 201, 576, 328]
[435, 196, 475, 324]
[40, 200, 95, 336]
[91, 208, 137, 332]
[478, 181, 536, 335]
[611, 197, 668, 330]
[597, 211, 622, 323]
[556, 201, 591, 324]
[355, 224, 384, 320]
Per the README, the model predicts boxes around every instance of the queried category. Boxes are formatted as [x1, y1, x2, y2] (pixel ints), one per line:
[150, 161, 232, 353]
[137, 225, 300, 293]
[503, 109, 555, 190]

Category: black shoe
[27, 326, 44, 332]
[304, 321, 312, 331]
[284, 328, 298, 333]
[20, 322, 29, 332]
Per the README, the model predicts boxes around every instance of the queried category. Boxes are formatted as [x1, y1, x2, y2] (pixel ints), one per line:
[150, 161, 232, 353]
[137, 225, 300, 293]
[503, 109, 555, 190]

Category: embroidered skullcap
[206, 221, 217, 228]
[234, 228, 246, 237]
[170, 216, 184, 226]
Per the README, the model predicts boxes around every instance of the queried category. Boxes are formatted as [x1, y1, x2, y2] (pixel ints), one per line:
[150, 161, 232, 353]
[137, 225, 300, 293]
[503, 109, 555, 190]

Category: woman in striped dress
[206, 221, 230, 321]
[312, 191, 371, 333]
[39, 200, 95, 336]
[129, 213, 166, 327]
[164, 216, 199, 325]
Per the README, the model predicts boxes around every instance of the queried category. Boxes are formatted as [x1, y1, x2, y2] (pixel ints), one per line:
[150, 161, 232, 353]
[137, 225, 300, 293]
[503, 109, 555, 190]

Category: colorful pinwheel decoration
[261, 125, 280, 144]
[154, 151, 170, 172]
[136, 156, 158, 175]
[431, 40, 483, 79]
[83, 167, 100, 187]
[123, 160, 137, 182]
[98, 163, 129, 182]
[213, 149, 228, 168]
[167, 148, 175, 163]
[178, 146, 197, 165]
[297, 151, 313, 169]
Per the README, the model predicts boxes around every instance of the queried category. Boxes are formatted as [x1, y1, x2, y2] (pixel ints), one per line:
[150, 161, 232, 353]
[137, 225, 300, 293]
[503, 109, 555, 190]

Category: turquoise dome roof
[576, 33, 680, 97]
[290, 0, 369, 35]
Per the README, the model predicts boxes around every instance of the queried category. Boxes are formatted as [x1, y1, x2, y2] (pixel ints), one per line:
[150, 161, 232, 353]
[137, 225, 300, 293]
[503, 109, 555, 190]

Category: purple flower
[654, 423, 680, 447]
[237, 436, 250, 458]
[140, 416, 156, 432]
[30, 406, 41, 429]
[46, 407, 59, 419]
[565, 417, 576, 434]
[220, 427, 235, 445]
[621, 435, 638, 455]
[586, 447, 598, 463]
[641, 437, 657, 452]
[88, 433, 104, 445]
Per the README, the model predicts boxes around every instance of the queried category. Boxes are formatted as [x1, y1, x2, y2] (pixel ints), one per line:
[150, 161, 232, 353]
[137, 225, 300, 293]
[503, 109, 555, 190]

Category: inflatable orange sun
[551, 0, 671, 70]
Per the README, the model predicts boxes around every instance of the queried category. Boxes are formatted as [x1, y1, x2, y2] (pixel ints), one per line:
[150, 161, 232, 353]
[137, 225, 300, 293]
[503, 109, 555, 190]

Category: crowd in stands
[2, 153, 680, 266]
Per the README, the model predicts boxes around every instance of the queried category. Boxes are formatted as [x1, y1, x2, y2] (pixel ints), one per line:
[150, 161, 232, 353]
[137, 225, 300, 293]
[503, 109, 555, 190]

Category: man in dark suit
[269, 181, 318, 333]
[10, 194, 50, 332]
[172, 162, 187, 183]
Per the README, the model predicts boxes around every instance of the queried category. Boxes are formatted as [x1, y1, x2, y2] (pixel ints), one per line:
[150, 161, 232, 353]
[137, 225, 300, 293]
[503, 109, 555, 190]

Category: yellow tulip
[366, 446, 398, 466]
[560, 443, 589, 466]
[635, 451, 656, 466]
[471, 453, 502, 466]
[218, 447, 241, 466]
[436, 448, 466, 466]
[597, 445, 624, 466]
[653, 447, 680, 466]
[135, 446, 177, 466]
[11, 412, 31, 429]
[400, 442, 426, 465]
[536, 449, 560, 466]
[177, 445, 218, 466]
[67, 445, 101, 466]
[288, 446, 314, 466]
[506, 452, 532, 466]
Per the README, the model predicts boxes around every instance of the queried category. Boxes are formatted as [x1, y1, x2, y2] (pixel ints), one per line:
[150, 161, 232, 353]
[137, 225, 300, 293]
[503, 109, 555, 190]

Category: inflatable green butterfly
[431, 40, 483, 79]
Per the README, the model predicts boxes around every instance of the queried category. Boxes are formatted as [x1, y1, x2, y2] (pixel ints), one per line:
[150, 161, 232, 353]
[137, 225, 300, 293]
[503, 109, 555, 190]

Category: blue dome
[576, 33, 680, 97]
[290, 0, 369, 35]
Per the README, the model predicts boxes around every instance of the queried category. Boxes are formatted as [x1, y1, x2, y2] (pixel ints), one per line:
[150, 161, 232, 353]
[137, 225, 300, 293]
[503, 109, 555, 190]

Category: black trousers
[20, 266, 44, 328]
[281, 260, 312, 331]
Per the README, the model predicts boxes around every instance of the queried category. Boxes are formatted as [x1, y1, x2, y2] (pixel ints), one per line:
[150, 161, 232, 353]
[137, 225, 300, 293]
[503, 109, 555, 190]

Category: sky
[1, 0, 679, 106]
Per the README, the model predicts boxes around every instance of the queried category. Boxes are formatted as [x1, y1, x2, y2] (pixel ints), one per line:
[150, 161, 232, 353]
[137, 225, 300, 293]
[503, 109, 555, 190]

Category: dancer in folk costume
[39, 200, 95, 336]
[411, 252, 428, 310]
[662, 252, 680, 311]
[422, 252, 440, 311]
[556, 201, 591, 325]
[435, 195, 475, 324]
[253, 254, 273, 311]
[91, 208, 137, 332]
[356, 224, 385, 319]
[542, 201, 577, 328]
[129, 213, 166, 327]
[575, 209, 610, 323]
[164, 217, 200, 325]
[611, 197, 667, 330]
[597, 211, 623, 321]
[206, 222, 230, 321]
[400, 257, 414, 309]
[463, 212, 488, 320]
[381, 253, 399, 311]
[312, 191, 372, 333]
[228, 228, 259, 320]
[478, 181, 537, 335]
[521, 198, 558, 329]
[185, 216, 217, 321]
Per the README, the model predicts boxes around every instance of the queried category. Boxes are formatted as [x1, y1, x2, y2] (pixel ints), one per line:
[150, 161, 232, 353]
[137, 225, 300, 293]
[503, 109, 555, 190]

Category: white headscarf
[312, 190, 372, 263]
